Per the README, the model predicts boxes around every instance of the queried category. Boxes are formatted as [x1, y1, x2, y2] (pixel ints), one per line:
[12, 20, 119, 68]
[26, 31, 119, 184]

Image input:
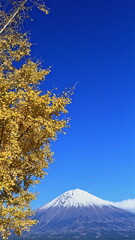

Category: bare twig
[0, 0, 28, 35]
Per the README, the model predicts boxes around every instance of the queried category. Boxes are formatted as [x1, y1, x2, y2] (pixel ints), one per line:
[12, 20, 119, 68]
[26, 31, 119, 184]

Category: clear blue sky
[27, 0, 135, 209]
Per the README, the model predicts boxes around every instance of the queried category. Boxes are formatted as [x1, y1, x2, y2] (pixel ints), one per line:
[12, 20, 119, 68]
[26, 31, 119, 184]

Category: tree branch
[18, 125, 32, 140]
[0, 0, 28, 35]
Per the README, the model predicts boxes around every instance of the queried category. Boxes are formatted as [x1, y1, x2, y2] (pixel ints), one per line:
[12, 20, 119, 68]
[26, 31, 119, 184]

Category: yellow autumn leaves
[0, 0, 71, 239]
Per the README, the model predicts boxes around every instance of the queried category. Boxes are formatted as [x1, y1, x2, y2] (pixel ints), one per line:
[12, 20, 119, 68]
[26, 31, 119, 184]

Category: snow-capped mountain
[38, 189, 135, 213]
[38, 188, 111, 209]
[19, 189, 135, 240]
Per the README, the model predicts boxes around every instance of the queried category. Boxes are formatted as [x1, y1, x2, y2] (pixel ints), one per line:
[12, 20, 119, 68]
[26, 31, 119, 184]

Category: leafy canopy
[0, 0, 71, 238]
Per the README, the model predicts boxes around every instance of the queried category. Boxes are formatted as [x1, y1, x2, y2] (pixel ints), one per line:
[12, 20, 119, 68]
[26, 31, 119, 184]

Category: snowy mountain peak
[39, 189, 111, 210]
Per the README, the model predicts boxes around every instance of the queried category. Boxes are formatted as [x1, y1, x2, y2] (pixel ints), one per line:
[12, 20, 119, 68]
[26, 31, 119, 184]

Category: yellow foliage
[0, 1, 71, 239]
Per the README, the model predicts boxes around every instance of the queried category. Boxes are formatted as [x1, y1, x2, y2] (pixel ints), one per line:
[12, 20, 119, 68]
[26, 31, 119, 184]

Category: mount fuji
[16, 189, 135, 240]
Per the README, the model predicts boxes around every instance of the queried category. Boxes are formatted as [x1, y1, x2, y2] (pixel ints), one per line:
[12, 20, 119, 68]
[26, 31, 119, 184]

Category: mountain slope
[22, 189, 135, 240]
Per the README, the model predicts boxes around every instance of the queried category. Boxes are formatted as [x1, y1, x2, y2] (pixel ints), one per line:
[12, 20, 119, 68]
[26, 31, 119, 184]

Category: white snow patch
[39, 189, 111, 210]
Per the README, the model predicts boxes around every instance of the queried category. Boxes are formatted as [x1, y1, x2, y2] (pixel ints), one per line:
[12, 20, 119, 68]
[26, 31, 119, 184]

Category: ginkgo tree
[0, 1, 71, 239]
